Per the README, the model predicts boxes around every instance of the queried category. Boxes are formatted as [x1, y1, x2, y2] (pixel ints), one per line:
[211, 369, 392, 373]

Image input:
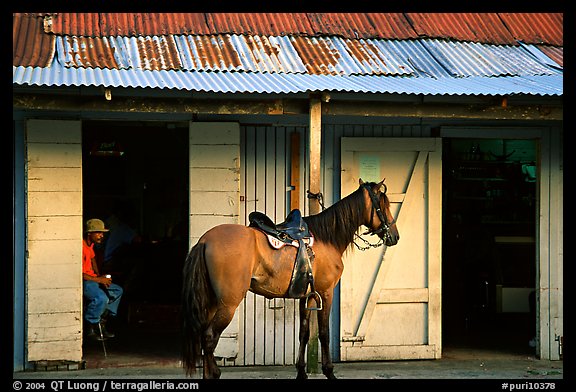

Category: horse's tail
[181, 241, 213, 377]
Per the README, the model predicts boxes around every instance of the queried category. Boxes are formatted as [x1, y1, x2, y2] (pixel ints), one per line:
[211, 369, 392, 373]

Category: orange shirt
[82, 240, 97, 277]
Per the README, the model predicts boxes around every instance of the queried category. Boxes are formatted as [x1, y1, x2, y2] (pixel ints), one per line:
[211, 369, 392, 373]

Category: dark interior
[82, 122, 188, 365]
[442, 138, 537, 356]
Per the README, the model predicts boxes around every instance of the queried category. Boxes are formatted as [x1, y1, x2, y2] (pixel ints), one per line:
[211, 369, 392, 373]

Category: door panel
[340, 138, 442, 361]
[189, 122, 240, 359]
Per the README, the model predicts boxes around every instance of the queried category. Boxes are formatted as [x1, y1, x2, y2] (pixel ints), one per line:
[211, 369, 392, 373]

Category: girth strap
[287, 238, 315, 299]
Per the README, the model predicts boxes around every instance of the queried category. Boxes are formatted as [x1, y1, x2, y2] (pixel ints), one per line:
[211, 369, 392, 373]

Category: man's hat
[85, 218, 109, 233]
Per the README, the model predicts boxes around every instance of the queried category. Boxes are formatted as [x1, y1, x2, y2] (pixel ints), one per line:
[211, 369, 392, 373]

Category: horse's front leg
[295, 298, 311, 379]
[317, 294, 336, 379]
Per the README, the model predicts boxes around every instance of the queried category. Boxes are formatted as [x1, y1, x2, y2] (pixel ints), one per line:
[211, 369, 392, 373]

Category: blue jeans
[83, 280, 123, 324]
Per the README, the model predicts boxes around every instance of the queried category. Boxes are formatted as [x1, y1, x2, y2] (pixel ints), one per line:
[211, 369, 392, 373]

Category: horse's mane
[303, 184, 368, 252]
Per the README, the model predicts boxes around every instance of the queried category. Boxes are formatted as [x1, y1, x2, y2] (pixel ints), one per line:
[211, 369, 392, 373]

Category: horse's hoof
[296, 371, 308, 380]
[322, 366, 336, 379]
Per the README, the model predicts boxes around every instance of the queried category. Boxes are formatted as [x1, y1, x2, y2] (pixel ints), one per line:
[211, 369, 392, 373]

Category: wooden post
[308, 96, 322, 215]
[290, 132, 300, 212]
[307, 95, 322, 374]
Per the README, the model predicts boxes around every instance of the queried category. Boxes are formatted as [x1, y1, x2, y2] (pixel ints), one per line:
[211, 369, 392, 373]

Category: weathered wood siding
[26, 120, 83, 362]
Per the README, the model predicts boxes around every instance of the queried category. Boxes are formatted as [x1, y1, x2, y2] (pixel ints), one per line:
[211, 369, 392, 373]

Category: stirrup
[305, 291, 323, 311]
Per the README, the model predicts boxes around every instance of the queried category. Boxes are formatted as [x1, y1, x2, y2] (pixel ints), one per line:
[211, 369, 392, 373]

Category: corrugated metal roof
[40, 12, 563, 45]
[12, 64, 563, 96]
[51, 34, 559, 79]
[15, 13, 563, 70]
[498, 13, 563, 46]
[52, 34, 416, 76]
[12, 13, 55, 67]
[45, 13, 419, 39]
[406, 13, 516, 45]
[46, 13, 212, 37]
[207, 13, 315, 37]
[13, 13, 563, 97]
[307, 13, 418, 40]
[538, 46, 563, 67]
[420, 39, 557, 77]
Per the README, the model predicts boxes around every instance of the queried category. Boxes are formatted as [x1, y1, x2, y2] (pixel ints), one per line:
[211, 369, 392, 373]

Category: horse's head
[359, 178, 400, 246]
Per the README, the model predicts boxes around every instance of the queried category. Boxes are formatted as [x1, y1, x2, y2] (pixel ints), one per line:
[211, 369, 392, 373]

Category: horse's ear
[359, 178, 365, 185]
[373, 178, 388, 194]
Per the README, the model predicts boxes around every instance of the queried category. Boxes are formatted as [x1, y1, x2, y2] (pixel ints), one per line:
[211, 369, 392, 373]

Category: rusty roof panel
[177, 35, 413, 75]
[307, 13, 417, 39]
[51, 33, 414, 76]
[207, 13, 315, 36]
[538, 45, 563, 67]
[288, 36, 412, 76]
[55, 35, 183, 71]
[46, 13, 100, 36]
[12, 13, 55, 67]
[176, 34, 308, 74]
[48, 33, 562, 78]
[406, 13, 517, 45]
[56, 36, 121, 69]
[41, 13, 563, 46]
[499, 13, 563, 46]
[133, 35, 183, 71]
[48, 13, 211, 37]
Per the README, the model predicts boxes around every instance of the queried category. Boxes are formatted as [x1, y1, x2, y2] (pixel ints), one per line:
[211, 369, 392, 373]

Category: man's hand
[98, 275, 112, 287]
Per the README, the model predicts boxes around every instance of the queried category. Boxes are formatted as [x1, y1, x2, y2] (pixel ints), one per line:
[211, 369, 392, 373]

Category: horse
[181, 178, 400, 379]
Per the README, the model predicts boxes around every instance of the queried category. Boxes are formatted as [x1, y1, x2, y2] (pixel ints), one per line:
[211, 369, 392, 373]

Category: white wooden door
[188, 122, 241, 359]
[340, 137, 442, 361]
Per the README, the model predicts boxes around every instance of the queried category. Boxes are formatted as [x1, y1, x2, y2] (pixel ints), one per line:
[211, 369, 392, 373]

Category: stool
[96, 322, 108, 357]
[83, 300, 108, 357]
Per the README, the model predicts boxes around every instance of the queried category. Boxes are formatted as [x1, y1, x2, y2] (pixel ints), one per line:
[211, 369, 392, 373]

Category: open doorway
[82, 121, 189, 365]
[442, 137, 537, 357]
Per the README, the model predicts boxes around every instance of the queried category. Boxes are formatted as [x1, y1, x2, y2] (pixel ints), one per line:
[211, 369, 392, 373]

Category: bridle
[354, 183, 395, 250]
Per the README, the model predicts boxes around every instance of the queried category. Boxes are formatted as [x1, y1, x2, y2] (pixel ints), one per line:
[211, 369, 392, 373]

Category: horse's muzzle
[380, 228, 399, 246]
[385, 235, 399, 246]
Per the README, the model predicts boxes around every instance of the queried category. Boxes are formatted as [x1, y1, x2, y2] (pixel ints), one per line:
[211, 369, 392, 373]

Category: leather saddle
[249, 209, 321, 309]
[248, 209, 310, 242]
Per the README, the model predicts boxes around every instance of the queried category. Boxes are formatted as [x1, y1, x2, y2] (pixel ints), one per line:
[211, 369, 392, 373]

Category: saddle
[249, 209, 310, 242]
[249, 210, 321, 309]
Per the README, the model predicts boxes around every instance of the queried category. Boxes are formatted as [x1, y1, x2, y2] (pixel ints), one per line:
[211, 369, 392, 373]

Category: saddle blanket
[266, 234, 314, 249]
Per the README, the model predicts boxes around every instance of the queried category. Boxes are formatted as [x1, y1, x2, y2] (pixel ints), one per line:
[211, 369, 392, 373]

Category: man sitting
[82, 218, 124, 340]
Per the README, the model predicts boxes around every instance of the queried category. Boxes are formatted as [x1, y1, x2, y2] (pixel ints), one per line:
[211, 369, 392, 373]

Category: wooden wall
[19, 117, 561, 366]
[26, 120, 83, 362]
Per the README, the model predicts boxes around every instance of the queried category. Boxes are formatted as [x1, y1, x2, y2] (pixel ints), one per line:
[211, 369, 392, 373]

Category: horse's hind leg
[201, 306, 236, 379]
[295, 298, 311, 379]
[317, 295, 336, 379]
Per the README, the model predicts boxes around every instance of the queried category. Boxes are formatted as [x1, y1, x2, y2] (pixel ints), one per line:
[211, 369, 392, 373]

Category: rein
[307, 184, 394, 252]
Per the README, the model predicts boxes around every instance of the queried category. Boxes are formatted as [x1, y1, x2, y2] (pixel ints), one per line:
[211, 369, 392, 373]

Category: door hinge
[341, 336, 365, 342]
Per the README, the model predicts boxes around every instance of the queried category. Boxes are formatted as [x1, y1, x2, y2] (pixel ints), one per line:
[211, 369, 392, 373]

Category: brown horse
[181, 179, 399, 379]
